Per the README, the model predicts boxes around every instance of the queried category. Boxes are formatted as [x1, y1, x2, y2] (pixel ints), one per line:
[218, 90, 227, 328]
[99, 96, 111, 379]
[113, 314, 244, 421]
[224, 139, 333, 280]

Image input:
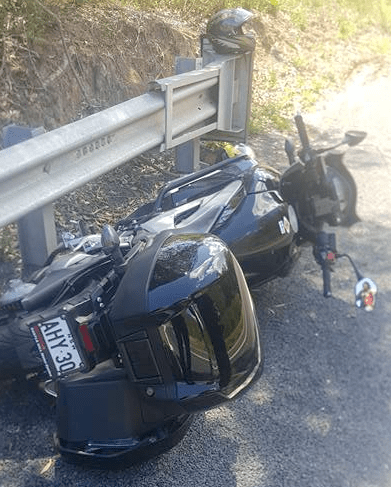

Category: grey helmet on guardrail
[206, 8, 255, 55]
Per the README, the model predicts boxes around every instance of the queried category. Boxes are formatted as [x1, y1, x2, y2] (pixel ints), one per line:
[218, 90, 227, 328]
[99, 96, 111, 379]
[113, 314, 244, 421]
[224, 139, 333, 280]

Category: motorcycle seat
[140, 180, 243, 234]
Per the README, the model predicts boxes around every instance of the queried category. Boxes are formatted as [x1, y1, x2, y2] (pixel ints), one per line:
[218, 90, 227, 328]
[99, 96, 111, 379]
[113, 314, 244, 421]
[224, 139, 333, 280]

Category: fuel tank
[120, 156, 300, 287]
[212, 165, 299, 285]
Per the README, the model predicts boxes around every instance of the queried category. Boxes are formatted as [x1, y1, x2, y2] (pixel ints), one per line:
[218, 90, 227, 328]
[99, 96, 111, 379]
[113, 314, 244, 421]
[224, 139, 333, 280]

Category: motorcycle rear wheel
[0, 321, 41, 380]
[55, 413, 195, 469]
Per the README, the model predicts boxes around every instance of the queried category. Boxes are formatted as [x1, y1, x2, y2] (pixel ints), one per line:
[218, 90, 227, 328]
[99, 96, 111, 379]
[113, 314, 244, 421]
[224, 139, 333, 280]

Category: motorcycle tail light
[79, 324, 95, 352]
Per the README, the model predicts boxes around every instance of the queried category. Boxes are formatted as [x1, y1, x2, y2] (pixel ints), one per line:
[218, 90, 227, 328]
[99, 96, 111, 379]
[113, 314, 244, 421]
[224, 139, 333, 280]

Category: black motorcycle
[0, 115, 376, 467]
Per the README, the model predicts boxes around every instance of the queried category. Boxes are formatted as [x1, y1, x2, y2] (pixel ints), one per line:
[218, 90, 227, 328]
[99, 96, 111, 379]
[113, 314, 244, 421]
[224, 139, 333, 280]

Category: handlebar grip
[294, 114, 310, 150]
[322, 262, 332, 298]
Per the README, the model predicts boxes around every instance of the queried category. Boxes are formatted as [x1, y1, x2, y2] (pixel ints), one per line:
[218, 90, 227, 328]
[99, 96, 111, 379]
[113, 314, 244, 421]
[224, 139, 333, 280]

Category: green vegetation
[124, 0, 391, 33]
[0, 1, 50, 40]
[121, 0, 273, 15]
[3, 0, 389, 31]
[1, 0, 391, 137]
[250, 103, 291, 133]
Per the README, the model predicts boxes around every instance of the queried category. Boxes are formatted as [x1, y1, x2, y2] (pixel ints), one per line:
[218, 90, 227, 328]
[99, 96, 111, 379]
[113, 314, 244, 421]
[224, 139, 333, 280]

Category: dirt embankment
[0, 4, 199, 129]
[1, 3, 389, 132]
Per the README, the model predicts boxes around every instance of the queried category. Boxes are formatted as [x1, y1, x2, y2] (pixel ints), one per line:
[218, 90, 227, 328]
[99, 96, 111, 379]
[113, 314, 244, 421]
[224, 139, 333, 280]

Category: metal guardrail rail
[0, 46, 253, 271]
[0, 66, 221, 228]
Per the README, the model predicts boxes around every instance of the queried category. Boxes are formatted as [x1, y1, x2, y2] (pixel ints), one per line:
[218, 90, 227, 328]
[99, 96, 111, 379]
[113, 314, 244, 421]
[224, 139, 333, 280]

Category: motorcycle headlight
[325, 152, 359, 226]
[288, 204, 299, 234]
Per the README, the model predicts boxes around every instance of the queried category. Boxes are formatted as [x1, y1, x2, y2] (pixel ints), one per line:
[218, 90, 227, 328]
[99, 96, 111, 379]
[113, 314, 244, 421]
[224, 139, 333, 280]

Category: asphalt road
[1, 68, 391, 486]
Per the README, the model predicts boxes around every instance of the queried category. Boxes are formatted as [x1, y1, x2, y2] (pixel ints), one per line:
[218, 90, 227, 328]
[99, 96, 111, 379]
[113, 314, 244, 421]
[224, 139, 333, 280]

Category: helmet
[206, 8, 255, 55]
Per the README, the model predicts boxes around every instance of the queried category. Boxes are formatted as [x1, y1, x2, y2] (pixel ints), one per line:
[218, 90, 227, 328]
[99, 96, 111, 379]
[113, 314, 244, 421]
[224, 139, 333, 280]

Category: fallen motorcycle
[0, 114, 376, 467]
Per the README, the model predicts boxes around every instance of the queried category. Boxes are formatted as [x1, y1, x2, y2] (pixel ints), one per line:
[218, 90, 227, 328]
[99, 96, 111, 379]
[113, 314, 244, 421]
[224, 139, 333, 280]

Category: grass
[1, 0, 390, 139]
[250, 102, 292, 133]
[123, 0, 391, 33]
[2, 0, 388, 28]
[0, 1, 53, 40]
[2, 0, 390, 42]
[370, 34, 391, 54]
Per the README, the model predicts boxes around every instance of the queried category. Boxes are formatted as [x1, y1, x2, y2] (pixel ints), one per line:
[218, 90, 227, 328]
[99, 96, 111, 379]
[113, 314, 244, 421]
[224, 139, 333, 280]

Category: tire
[56, 413, 195, 469]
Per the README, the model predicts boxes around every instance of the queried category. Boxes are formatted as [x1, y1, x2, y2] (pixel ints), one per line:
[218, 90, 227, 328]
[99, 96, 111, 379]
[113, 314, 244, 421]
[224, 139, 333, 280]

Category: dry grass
[0, 1, 199, 128]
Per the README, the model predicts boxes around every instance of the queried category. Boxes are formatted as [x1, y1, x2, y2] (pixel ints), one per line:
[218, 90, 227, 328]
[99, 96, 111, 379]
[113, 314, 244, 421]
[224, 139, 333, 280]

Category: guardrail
[0, 41, 253, 272]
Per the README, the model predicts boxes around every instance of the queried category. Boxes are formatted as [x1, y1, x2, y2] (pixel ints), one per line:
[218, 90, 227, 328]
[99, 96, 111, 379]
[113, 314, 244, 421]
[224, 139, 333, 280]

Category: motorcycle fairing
[54, 231, 262, 465]
[55, 360, 193, 467]
[109, 231, 262, 408]
[116, 154, 255, 231]
[153, 154, 255, 212]
[121, 155, 298, 287]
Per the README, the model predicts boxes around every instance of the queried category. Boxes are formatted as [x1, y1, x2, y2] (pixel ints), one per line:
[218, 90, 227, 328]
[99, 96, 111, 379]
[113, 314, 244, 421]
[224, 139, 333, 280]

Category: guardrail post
[2, 125, 57, 274]
[18, 204, 57, 275]
[201, 37, 254, 145]
[175, 56, 203, 173]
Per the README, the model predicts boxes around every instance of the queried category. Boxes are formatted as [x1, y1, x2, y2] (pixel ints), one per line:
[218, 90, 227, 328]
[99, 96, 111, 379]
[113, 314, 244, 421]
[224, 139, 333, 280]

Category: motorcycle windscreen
[150, 235, 262, 404]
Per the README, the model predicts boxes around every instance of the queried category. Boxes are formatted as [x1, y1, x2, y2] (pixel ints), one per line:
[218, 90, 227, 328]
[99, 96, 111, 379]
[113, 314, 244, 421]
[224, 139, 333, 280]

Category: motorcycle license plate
[31, 316, 85, 378]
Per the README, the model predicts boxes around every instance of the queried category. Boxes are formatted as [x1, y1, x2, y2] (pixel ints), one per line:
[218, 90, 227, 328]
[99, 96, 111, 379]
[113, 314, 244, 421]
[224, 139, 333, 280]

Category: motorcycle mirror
[101, 225, 125, 268]
[355, 277, 377, 311]
[101, 224, 120, 249]
[343, 130, 367, 147]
